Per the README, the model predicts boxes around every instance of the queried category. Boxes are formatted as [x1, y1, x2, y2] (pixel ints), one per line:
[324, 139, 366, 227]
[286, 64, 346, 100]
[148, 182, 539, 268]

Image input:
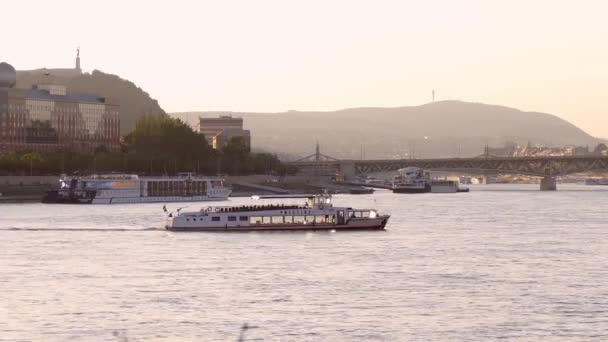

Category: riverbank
[0, 176, 57, 203]
[0, 174, 371, 203]
[0, 195, 45, 203]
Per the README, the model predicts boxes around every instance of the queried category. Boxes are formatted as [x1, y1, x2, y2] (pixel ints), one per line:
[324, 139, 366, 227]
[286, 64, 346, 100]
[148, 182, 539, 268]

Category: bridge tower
[292, 142, 341, 178]
[540, 167, 557, 191]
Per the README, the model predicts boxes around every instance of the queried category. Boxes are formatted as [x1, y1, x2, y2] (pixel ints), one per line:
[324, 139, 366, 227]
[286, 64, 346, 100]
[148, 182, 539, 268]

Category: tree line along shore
[0, 116, 297, 177]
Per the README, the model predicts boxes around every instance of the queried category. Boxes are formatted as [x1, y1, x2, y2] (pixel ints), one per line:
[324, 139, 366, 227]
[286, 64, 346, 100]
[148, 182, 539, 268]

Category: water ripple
[1, 184, 607, 340]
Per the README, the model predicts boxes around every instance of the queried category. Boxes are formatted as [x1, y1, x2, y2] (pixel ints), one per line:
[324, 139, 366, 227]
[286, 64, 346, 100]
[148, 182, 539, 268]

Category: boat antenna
[237, 322, 258, 341]
[237, 323, 249, 342]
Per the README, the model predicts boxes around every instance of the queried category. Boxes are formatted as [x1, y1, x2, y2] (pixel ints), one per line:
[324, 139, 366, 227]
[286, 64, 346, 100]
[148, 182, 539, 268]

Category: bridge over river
[290, 155, 608, 191]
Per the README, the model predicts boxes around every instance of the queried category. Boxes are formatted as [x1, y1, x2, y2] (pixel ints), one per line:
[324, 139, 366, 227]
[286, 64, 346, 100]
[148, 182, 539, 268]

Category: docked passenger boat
[392, 167, 431, 193]
[165, 193, 390, 232]
[42, 173, 231, 204]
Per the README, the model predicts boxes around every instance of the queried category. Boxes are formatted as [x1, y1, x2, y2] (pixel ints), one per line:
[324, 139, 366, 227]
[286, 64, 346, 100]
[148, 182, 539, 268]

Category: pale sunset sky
[3, 0, 608, 137]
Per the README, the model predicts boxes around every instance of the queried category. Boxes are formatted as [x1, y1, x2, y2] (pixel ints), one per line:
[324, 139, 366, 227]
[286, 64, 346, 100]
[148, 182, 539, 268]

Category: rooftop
[4, 87, 109, 104]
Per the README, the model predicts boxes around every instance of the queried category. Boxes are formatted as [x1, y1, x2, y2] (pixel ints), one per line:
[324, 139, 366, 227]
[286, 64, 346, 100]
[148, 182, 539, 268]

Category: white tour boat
[42, 173, 231, 204]
[165, 193, 390, 232]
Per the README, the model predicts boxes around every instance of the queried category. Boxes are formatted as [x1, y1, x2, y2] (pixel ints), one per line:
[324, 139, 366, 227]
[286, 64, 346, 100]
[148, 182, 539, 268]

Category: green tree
[222, 136, 250, 175]
[0, 116, 290, 176]
[124, 115, 215, 175]
[20, 152, 45, 176]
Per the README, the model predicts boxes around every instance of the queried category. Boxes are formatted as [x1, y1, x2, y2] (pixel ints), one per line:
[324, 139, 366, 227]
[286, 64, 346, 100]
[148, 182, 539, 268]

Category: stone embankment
[0, 176, 58, 203]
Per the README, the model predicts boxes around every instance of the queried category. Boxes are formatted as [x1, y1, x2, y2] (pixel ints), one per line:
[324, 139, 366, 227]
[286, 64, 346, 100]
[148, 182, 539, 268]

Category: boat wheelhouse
[43, 173, 231, 204]
[165, 194, 390, 231]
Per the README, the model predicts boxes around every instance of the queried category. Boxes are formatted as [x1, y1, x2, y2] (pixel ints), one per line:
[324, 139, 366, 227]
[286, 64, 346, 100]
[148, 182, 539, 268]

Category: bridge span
[290, 155, 608, 190]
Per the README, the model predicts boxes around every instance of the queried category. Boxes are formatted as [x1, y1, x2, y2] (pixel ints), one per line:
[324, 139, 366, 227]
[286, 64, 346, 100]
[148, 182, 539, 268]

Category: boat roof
[397, 166, 423, 172]
[62, 174, 139, 180]
[251, 194, 317, 199]
[64, 174, 225, 181]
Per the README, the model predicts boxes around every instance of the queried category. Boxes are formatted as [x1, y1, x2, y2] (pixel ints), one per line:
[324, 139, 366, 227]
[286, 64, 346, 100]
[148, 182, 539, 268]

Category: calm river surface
[1, 184, 607, 341]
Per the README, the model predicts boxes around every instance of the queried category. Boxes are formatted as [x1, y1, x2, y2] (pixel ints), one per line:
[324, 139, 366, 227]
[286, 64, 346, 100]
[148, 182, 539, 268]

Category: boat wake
[0, 227, 162, 232]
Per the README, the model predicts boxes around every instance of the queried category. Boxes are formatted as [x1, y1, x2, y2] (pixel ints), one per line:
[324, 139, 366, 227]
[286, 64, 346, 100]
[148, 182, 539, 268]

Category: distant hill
[172, 101, 602, 159]
[16, 69, 166, 134]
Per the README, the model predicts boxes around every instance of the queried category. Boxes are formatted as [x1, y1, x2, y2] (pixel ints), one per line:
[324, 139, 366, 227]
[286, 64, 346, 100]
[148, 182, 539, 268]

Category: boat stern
[165, 215, 176, 230]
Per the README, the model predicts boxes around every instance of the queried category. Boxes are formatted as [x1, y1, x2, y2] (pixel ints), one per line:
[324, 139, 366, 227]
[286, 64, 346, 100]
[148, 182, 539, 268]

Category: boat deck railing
[206, 204, 311, 214]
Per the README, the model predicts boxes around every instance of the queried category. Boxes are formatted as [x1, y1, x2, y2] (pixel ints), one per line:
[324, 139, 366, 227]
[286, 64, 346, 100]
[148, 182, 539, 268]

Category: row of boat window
[184, 211, 374, 223]
[148, 181, 208, 197]
[186, 215, 337, 224]
[250, 215, 337, 225]
[187, 216, 248, 222]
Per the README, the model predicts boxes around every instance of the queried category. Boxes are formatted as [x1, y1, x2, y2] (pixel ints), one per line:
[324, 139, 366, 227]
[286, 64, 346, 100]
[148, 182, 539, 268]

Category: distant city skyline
[4, 0, 608, 138]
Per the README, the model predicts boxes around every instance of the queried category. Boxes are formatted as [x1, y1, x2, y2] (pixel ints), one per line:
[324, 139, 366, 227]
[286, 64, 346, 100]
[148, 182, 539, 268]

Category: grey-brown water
[1, 185, 607, 341]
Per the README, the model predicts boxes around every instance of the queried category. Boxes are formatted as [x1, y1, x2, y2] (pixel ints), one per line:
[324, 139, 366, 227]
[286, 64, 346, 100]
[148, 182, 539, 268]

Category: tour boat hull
[166, 216, 390, 232]
[165, 193, 389, 232]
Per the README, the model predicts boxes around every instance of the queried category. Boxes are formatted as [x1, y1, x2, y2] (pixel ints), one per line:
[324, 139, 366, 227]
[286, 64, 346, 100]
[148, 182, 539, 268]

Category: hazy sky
[3, 0, 608, 137]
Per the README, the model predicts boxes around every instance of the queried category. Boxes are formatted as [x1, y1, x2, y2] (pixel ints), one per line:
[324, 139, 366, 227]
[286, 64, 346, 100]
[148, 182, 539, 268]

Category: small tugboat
[165, 193, 390, 232]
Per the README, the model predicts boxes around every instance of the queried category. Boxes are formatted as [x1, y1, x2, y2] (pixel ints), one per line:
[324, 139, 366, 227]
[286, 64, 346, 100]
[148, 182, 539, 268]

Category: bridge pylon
[540, 176, 557, 191]
[540, 166, 557, 191]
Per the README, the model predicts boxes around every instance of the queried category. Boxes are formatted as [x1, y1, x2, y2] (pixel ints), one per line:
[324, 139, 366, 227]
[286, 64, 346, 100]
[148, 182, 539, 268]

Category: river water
[1, 184, 607, 341]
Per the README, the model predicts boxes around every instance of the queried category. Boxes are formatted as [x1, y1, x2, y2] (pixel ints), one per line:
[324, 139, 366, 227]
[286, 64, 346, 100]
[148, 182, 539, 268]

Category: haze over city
[5, 1, 608, 341]
[3, 0, 608, 137]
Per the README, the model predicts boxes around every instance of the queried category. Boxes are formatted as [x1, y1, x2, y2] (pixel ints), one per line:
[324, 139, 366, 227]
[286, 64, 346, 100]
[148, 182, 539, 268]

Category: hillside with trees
[16, 69, 166, 134]
[173, 101, 602, 159]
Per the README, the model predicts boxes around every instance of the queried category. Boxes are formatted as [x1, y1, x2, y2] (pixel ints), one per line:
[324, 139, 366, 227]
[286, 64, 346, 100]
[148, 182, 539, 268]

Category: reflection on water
[1, 184, 608, 341]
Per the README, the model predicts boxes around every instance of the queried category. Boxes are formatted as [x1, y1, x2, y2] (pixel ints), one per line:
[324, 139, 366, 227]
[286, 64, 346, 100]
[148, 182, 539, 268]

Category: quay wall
[0, 176, 58, 186]
[0, 176, 58, 203]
